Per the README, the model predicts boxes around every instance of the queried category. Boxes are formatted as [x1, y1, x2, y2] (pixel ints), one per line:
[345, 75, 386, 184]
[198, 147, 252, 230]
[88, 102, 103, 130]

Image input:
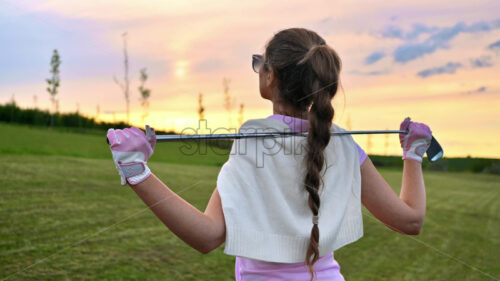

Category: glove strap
[119, 162, 151, 185]
[121, 162, 144, 177]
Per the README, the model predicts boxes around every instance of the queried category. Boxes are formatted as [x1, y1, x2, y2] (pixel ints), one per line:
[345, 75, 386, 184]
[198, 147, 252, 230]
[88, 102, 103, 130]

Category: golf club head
[405, 117, 443, 162]
[426, 136, 443, 162]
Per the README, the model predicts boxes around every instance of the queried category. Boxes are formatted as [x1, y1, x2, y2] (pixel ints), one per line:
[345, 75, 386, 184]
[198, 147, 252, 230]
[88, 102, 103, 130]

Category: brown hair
[263, 28, 342, 281]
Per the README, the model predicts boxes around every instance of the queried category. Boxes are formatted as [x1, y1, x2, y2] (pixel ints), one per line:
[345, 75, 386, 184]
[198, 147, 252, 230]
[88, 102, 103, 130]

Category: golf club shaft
[152, 129, 443, 162]
[154, 129, 407, 142]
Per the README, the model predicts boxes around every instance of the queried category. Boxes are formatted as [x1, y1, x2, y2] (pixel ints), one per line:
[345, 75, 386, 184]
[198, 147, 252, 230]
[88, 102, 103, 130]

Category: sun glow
[174, 60, 189, 78]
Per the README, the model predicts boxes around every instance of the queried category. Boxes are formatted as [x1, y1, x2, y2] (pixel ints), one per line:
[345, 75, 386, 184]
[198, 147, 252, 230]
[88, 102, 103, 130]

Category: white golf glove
[106, 125, 156, 185]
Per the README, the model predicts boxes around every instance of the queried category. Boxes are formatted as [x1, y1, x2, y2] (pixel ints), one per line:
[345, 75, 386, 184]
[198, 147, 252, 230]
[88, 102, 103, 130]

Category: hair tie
[312, 215, 319, 225]
[297, 44, 327, 65]
[309, 45, 320, 53]
[309, 44, 326, 53]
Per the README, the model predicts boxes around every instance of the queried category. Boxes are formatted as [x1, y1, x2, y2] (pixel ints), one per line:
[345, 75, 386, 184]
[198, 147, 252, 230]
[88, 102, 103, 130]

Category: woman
[107, 28, 432, 281]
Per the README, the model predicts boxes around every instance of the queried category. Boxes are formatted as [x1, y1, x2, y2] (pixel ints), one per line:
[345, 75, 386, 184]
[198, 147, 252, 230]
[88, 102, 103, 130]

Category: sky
[1, 0, 499, 158]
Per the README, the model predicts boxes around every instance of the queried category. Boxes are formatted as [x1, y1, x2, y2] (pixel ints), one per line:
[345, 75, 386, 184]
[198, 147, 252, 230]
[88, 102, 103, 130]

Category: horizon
[1, 1, 499, 158]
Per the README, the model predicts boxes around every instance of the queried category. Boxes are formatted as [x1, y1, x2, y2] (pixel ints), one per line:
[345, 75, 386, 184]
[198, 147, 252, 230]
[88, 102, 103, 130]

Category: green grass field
[0, 123, 499, 280]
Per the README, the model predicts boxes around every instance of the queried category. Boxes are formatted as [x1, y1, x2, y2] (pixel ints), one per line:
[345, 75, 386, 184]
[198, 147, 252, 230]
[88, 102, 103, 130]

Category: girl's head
[256, 27, 342, 280]
[256, 27, 341, 115]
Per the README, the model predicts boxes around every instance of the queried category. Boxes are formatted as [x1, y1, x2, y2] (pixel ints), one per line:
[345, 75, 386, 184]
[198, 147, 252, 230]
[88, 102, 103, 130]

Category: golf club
[107, 117, 444, 162]
[150, 130, 442, 162]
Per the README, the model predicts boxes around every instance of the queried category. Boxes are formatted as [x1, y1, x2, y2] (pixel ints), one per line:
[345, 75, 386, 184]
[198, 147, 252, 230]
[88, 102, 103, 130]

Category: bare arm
[361, 157, 426, 235]
[129, 174, 226, 253]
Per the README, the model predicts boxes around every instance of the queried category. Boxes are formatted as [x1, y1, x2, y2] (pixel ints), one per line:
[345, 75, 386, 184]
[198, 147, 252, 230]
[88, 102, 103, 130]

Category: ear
[265, 67, 276, 88]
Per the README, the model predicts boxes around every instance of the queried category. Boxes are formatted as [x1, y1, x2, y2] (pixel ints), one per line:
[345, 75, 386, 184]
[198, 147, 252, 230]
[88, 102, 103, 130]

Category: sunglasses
[252, 54, 268, 73]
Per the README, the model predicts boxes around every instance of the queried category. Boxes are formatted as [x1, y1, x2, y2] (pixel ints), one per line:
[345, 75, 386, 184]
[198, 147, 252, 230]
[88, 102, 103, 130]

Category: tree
[46, 49, 61, 128]
[198, 92, 205, 120]
[223, 77, 236, 128]
[238, 103, 244, 127]
[138, 68, 151, 124]
[114, 32, 130, 124]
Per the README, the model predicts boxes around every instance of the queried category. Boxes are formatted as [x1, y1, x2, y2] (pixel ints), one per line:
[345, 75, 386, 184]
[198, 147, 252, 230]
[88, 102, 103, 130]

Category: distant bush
[481, 162, 500, 175]
[366, 154, 498, 175]
[426, 159, 448, 172]
[369, 155, 403, 168]
[0, 101, 173, 135]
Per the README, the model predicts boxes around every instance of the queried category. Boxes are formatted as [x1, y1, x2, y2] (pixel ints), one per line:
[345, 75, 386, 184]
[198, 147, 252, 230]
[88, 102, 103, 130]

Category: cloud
[394, 22, 465, 63]
[415, 54, 493, 78]
[417, 62, 463, 78]
[488, 40, 500, 50]
[466, 86, 487, 95]
[381, 25, 404, 39]
[463, 21, 494, 32]
[394, 43, 437, 63]
[364, 51, 385, 65]
[349, 70, 387, 76]
[470, 55, 493, 68]
[427, 22, 466, 47]
[404, 23, 438, 40]
[387, 19, 500, 63]
[381, 23, 437, 40]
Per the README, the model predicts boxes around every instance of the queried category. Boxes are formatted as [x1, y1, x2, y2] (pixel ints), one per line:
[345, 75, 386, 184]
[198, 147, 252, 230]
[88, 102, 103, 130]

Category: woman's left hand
[399, 118, 432, 163]
[107, 125, 156, 185]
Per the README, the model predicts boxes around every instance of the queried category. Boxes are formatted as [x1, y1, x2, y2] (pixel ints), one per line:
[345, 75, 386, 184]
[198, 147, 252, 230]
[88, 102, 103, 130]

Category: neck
[271, 94, 308, 120]
[272, 105, 308, 120]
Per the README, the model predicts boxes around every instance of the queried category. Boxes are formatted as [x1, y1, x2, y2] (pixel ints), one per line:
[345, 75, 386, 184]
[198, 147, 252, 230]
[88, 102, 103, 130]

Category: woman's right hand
[399, 118, 432, 163]
[107, 125, 156, 186]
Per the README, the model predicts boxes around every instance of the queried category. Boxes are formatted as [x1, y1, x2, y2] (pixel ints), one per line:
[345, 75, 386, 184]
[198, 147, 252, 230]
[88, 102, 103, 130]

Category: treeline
[370, 155, 500, 175]
[0, 101, 234, 149]
[0, 101, 171, 134]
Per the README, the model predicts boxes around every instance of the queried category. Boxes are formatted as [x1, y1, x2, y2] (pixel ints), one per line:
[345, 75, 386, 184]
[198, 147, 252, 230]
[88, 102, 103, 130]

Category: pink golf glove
[399, 118, 432, 163]
[107, 125, 156, 185]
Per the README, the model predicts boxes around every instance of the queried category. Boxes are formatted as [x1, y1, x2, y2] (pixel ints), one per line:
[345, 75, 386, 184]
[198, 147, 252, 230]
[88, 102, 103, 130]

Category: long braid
[263, 28, 341, 281]
[304, 85, 334, 280]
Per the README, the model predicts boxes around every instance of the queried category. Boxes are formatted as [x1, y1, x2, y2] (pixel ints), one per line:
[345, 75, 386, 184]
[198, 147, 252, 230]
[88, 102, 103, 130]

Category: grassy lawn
[0, 123, 230, 166]
[0, 123, 499, 280]
[0, 155, 235, 281]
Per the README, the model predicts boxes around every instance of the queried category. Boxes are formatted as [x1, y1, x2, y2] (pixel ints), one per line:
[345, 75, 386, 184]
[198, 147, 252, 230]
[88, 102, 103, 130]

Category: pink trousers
[235, 252, 345, 281]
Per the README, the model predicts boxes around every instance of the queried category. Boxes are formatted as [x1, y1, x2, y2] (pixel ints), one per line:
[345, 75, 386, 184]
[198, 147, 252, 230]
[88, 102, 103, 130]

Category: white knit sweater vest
[217, 118, 363, 263]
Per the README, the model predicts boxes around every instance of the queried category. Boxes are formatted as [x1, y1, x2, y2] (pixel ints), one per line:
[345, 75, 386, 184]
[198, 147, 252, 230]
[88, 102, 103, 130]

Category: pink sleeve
[354, 142, 367, 166]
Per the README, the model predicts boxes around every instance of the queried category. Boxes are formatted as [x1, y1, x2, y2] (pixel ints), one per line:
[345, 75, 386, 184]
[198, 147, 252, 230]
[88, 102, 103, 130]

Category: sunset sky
[1, 0, 499, 158]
